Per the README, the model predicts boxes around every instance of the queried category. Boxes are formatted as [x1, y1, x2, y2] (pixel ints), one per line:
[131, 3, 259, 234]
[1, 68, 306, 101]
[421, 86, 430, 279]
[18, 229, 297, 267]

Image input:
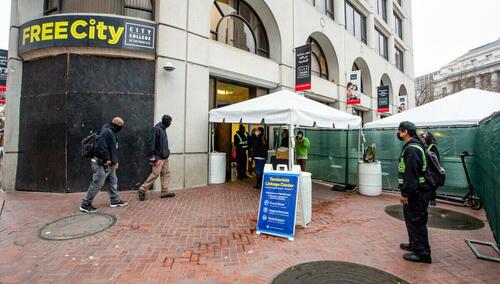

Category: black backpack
[424, 147, 446, 187]
[81, 132, 98, 158]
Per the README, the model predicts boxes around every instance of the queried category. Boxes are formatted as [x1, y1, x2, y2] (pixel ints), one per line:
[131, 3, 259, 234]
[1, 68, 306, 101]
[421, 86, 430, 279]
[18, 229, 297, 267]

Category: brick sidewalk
[0, 181, 498, 283]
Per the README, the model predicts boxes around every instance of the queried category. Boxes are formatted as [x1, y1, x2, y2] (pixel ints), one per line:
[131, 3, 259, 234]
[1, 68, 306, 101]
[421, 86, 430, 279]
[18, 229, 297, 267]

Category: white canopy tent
[209, 89, 362, 169]
[365, 88, 500, 129]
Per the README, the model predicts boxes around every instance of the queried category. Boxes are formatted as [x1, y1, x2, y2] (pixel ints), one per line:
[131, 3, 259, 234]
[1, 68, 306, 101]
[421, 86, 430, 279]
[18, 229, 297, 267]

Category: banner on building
[377, 85, 390, 112]
[18, 15, 156, 55]
[346, 70, 361, 105]
[295, 44, 312, 91]
[398, 96, 408, 113]
[0, 49, 7, 88]
[256, 172, 299, 240]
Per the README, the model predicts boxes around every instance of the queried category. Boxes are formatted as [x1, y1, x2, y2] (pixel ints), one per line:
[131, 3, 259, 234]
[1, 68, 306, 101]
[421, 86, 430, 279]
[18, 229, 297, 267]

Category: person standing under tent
[295, 130, 310, 171]
[234, 124, 249, 179]
[251, 127, 268, 188]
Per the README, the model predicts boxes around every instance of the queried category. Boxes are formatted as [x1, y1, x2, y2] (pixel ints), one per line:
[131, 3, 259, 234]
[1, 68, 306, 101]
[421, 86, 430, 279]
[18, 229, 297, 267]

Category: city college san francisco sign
[18, 15, 156, 54]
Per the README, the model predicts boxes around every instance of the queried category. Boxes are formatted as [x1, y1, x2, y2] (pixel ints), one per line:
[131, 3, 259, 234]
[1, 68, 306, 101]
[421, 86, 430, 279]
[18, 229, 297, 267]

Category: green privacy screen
[471, 115, 500, 246]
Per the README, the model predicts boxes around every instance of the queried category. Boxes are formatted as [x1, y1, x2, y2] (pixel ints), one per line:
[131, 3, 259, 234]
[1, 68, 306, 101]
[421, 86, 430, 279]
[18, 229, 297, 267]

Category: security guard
[397, 121, 432, 264]
[234, 124, 249, 179]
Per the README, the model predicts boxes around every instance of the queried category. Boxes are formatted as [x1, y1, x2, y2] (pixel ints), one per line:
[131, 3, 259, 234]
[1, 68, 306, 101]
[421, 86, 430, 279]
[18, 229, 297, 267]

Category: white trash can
[296, 172, 312, 227]
[209, 152, 226, 184]
[358, 161, 382, 196]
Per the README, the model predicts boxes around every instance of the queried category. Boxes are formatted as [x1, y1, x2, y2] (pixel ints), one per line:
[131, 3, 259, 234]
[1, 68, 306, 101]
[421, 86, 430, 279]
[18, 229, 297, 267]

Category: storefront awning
[209, 89, 361, 129]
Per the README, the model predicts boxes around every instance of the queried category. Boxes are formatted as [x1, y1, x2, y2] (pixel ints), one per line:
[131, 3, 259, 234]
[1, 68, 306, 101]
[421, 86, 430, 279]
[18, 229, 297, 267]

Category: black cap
[398, 121, 416, 132]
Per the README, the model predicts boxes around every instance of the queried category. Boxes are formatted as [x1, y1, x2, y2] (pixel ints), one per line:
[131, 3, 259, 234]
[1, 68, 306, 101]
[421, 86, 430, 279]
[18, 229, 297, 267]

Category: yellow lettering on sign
[70, 20, 88, 39]
[54, 21, 68, 39]
[30, 25, 41, 42]
[96, 21, 107, 40]
[41, 22, 54, 40]
[22, 27, 30, 45]
[88, 19, 96, 39]
[107, 26, 124, 45]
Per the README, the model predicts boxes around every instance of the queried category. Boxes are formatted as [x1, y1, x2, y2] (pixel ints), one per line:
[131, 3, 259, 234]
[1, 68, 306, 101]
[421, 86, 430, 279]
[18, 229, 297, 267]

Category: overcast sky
[0, 0, 499, 77]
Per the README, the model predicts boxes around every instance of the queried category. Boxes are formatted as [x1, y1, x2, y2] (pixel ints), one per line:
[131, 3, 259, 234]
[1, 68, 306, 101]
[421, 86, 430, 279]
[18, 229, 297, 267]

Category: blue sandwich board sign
[256, 171, 300, 240]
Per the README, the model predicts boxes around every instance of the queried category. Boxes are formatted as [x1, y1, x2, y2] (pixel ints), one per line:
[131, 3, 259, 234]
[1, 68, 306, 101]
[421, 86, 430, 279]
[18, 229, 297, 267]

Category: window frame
[375, 28, 388, 60]
[44, 0, 61, 15]
[394, 13, 403, 39]
[345, 1, 367, 44]
[44, 0, 154, 20]
[395, 46, 404, 72]
[307, 37, 329, 80]
[325, 0, 334, 20]
[376, 0, 387, 22]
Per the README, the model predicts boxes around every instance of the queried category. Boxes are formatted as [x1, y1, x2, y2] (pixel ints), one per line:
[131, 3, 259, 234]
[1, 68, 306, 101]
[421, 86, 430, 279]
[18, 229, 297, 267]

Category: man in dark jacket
[234, 124, 249, 179]
[138, 115, 175, 201]
[80, 117, 128, 213]
[397, 121, 432, 264]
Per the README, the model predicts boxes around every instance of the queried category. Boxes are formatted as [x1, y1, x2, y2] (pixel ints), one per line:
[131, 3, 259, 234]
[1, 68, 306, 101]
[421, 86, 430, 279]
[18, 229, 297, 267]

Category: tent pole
[289, 121, 295, 171]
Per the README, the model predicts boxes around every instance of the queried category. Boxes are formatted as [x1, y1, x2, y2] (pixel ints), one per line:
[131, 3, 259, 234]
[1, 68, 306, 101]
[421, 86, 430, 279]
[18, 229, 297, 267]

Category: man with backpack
[397, 121, 432, 264]
[80, 117, 128, 213]
[137, 115, 175, 201]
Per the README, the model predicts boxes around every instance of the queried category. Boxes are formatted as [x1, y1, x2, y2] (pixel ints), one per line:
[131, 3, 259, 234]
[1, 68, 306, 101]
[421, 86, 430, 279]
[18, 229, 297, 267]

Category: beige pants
[139, 159, 170, 193]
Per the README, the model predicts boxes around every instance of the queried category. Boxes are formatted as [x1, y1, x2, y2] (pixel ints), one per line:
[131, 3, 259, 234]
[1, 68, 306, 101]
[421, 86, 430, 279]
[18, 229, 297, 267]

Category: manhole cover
[385, 205, 484, 230]
[271, 261, 408, 284]
[38, 213, 116, 240]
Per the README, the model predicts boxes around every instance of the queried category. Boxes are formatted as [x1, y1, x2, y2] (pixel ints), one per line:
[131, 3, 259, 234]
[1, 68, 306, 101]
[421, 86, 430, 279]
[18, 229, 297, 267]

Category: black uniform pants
[403, 190, 431, 254]
[236, 150, 247, 178]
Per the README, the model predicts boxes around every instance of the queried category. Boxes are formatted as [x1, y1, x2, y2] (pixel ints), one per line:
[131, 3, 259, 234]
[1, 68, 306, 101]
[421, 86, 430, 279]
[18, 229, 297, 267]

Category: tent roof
[365, 88, 500, 129]
[209, 90, 361, 129]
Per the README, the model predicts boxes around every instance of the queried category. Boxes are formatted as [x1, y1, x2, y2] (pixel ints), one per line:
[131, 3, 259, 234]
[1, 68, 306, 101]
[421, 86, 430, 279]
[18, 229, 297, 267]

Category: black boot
[138, 191, 146, 201]
[403, 253, 432, 264]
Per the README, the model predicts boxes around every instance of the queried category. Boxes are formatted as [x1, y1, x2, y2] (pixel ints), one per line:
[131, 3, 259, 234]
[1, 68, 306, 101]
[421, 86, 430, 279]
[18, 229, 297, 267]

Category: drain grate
[385, 205, 484, 230]
[38, 213, 116, 240]
[271, 261, 408, 284]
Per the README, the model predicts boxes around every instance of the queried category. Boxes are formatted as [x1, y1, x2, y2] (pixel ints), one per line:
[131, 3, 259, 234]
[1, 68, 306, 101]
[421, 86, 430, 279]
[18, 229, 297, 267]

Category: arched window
[44, 0, 154, 21]
[211, 0, 270, 58]
[307, 37, 328, 80]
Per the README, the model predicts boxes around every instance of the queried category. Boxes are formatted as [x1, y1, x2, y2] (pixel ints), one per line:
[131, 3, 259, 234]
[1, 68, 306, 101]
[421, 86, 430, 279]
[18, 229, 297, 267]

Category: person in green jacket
[295, 130, 310, 171]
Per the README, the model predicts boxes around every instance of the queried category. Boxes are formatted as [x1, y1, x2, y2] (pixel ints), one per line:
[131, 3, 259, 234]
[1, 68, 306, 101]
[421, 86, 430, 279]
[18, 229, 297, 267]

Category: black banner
[18, 15, 156, 55]
[0, 49, 7, 88]
[377, 85, 390, 113]
[295, 44, 312, 91]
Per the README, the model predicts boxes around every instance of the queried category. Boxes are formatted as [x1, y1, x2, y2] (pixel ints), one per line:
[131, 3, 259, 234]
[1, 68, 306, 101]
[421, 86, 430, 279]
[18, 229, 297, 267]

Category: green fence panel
[471, 115, 500, 246]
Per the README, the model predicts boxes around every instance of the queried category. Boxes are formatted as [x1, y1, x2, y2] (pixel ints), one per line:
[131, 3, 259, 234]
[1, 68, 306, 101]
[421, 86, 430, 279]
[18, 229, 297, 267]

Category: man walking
[138, 115, 175, 201]
[80, 117, 128, 213]
[234, 124, 249, 179]
[397, 121, 432, 264]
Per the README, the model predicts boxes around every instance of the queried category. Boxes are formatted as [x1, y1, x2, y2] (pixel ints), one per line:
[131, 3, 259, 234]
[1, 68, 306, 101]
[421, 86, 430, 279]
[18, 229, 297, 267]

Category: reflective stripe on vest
[235, 133, 248, 149]
[398, 143, 427, 185]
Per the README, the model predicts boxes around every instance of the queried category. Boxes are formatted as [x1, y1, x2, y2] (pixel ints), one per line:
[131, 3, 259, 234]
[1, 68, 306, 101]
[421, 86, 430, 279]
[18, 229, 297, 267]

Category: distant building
[415, 38, 500, 105]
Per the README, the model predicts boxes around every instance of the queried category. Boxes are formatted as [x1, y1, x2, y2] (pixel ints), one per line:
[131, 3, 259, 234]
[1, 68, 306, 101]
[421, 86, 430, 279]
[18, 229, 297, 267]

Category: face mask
[396, 132, 403, 141]
[112, 124, 123, 133]
[255, 131, 261, 136]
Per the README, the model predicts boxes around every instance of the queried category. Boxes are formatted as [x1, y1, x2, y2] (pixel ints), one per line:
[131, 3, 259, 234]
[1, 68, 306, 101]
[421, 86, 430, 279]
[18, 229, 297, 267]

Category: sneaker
[110, 199, 128, 207]
[160, 192, 176, 198]
[138, 191, 146, 201]
[80, 203, 98, 213]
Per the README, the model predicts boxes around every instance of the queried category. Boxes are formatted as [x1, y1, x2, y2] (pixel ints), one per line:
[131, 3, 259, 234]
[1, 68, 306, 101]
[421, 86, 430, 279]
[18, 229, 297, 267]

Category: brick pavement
[0, 181, 498, 283]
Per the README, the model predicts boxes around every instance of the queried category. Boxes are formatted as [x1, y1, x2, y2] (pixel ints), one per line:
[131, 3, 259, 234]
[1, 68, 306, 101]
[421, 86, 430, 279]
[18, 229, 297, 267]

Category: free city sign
[18, 15, 156, 55]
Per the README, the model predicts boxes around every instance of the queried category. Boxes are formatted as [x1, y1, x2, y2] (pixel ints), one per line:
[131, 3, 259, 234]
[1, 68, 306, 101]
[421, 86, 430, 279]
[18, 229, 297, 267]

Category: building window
[44, 0, 59, 15]
[211, 0, 270, 58]
[398, 0, 402, 6]
[442, 87, 448, 95]
[375, 29, 388, 60]
[345, 2, 367, 44]
[43, 0, 154, 20]
[325, 0, 334, 19]
[395, 47, 404, 72]
[375, 0, 387, 22]
[307, 37, 329, 80]
[394, 14, 403, 39]
[486, 54, 493, 60]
